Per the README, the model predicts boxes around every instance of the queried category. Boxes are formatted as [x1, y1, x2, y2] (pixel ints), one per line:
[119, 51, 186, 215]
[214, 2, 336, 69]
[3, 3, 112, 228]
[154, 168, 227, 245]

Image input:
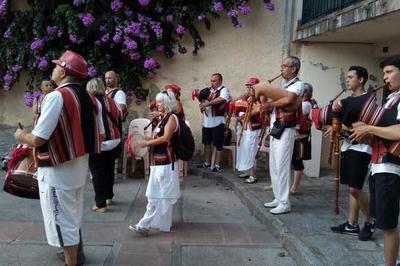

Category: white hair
[155, 90, 177, 113]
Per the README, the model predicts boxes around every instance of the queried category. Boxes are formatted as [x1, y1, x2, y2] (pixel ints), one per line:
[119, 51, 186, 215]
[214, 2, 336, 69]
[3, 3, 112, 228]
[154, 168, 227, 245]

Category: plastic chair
[122, 118, 151, 179]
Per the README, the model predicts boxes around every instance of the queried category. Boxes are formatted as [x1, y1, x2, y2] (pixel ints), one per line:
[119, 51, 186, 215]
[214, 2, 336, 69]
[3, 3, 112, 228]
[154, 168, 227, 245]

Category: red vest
[99, 96, 121, 140]
[274, 79, 301, 128]
[371, 93, 400, 164]
[150, 114, 176, 166]
[207, 87, 227, 117]
[297, 100, 313, 134]
[37, 84, 101, 166]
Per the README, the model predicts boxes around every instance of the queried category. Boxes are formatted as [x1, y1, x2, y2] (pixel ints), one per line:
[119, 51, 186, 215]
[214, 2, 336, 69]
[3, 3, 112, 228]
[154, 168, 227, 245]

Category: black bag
[172, 114, 195, 161]
[270, 120, 286, 139]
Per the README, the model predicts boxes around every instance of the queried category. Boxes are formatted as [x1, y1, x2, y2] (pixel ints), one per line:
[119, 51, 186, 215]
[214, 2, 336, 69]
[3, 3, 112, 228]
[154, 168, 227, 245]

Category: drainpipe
[282, 0, 294, 58]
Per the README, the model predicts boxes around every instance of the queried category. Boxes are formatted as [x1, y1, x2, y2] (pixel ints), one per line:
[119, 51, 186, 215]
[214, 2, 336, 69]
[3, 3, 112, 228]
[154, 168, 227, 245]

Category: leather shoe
[270, 204, 291, 215]
[263, 199, 279, 208]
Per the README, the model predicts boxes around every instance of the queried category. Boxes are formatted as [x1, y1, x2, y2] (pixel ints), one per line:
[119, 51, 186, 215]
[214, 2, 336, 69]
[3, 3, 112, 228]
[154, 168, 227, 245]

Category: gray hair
[287, 56, 301, 75]
[155, 90, 177, 113]
[86, 78, 106, 96]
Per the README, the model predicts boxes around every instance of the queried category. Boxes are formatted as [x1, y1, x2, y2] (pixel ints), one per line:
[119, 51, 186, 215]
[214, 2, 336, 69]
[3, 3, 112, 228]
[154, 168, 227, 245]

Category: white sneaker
[128, 224, 150, 236]
[263, 199, 279, 208]
[270, 204, 291, 215]
[106, 199, 112, 206]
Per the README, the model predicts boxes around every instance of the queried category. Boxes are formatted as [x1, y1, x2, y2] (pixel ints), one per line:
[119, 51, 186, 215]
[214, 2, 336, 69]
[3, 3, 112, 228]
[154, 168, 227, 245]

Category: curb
[202, 170, 325, 266]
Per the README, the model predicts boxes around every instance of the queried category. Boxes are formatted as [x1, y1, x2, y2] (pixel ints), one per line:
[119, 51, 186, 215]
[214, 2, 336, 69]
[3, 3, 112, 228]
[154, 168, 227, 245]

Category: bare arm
[267, 92, 298, 108]
[139, 115, 177, 147]
[350, 122, 400, 142]
[14, 129, 47, 147]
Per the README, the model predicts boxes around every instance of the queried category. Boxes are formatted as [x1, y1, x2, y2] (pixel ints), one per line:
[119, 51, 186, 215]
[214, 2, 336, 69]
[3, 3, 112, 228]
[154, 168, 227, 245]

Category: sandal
[91, 205, 106, 213]
[290, 190, 301, 196]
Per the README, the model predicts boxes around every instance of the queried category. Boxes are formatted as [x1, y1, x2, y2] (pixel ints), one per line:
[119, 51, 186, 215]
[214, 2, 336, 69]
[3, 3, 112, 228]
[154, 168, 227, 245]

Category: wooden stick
[332, 117, 341, 215]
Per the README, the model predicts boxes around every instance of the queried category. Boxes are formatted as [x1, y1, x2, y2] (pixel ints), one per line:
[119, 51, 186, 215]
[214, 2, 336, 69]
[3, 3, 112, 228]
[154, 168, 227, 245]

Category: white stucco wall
[298, 43, 384, 176]
[142, 1, 286, 155]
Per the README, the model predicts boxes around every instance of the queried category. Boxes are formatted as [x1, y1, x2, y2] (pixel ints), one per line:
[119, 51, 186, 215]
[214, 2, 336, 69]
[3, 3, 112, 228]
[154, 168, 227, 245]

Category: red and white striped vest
[207, 86, 227, 117]
[37, 84, 101, 166]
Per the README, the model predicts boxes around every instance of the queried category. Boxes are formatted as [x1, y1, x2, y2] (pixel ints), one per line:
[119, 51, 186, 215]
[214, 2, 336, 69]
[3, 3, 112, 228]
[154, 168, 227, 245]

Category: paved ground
[0, 154, 295, 266]
[0, 124, 391, 265]
[203, 168, 387, 265]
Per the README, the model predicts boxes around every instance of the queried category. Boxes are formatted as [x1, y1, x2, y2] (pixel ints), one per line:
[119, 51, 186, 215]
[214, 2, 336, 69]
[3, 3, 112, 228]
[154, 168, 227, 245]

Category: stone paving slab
[0, 243, 112, 266]
[0, 168, 295, 265]
[175, 244, 296, 266]
[203, 169, 386, 265]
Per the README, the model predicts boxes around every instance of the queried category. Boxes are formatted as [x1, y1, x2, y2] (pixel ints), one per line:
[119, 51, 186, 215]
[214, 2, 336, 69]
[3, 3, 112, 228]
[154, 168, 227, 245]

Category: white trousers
[269, 128, 295, 207]
[236, 129, 260, 171]
[136, 198, 175, 232]
[39, 180, 83, 247]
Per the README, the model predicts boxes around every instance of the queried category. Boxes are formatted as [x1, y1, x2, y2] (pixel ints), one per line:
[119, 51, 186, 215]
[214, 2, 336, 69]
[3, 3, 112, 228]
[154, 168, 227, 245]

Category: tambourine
[3, 145, 39, 199]
[125, 133, 149, 158]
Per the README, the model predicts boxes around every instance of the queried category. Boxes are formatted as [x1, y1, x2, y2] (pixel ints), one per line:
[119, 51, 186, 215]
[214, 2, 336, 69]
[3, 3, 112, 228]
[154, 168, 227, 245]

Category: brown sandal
[91, 205, 106, 213]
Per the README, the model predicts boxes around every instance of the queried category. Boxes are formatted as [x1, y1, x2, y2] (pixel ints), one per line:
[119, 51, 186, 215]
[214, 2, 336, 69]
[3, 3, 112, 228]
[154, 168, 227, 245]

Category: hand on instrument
[14, 128, 27, 142]
[247, 86, 256, 103]
[136, 140, 148, 148]
[323, 126, 332, 139]
[349, 122, 371, 142]
[260, 102, 272, 113]
[149, 111, 160, 120]
[199, 101, 210, 112]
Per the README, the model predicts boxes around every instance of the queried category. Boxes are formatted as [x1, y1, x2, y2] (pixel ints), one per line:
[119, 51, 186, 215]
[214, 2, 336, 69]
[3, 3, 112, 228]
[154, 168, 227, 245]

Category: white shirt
[107, 88, 126, 110]
[371, 90, 400, 175]
[202, 85, 230, 128]
[270, 77, 304, 126]
[341, 139, 371, 154]
[32, 86, 105, 189]
[302, 101, 312, 116]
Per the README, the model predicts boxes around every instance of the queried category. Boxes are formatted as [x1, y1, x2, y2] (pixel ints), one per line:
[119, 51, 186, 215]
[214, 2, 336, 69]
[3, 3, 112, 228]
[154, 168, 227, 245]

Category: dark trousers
[89, 151, 116, 208]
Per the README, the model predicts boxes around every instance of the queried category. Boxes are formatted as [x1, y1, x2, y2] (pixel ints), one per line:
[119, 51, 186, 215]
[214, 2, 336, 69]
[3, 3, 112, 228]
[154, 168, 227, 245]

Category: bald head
[105, 70, 119, 88]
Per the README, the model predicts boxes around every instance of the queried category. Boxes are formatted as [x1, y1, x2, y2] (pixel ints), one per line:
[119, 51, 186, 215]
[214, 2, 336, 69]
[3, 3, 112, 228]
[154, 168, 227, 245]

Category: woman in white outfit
[128, 90, 180, 236]
[236, 77, 263, 183]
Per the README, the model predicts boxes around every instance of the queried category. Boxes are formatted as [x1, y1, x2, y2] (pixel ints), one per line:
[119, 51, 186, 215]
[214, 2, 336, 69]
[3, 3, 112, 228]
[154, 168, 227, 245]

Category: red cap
[246, 77, 260, 86]
[165, 83, 181, 96]
[52, 50, 88, 79]
[148, 99, 156, 110]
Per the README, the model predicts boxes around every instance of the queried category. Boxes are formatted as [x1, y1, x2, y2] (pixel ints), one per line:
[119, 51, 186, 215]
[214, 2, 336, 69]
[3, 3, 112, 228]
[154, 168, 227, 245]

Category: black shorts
[369, 172, 400, 230]
[340, 150, 371, 190]
[202, 124, 225, 150]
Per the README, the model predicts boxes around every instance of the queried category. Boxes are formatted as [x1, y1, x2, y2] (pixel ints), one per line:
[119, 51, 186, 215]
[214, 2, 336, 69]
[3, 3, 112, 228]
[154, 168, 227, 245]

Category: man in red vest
[198, 73, 230, 172]
[14, 50, 104, 266]
[350, 55, 400, 266]
[251, 56, 304, 215]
